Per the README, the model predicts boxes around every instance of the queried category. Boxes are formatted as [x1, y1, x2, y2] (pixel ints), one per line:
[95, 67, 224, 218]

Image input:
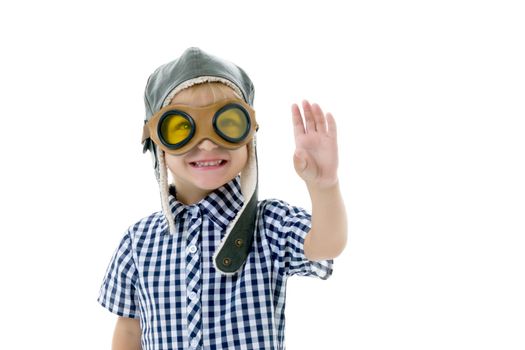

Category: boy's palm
[292, 100, 339, 189]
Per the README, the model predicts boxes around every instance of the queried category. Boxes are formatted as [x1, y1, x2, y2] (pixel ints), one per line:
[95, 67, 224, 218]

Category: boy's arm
[112, 316, 142, 350]
[304, 181, 347, 261]
[292, 101, 348, 261]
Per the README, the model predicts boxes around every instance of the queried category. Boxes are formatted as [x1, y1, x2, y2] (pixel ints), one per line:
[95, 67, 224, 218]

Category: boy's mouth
[189, 159, 227, 168]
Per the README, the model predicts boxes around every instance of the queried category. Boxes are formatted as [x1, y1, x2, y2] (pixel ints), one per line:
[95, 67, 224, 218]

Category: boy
[98, 47, 347, 350]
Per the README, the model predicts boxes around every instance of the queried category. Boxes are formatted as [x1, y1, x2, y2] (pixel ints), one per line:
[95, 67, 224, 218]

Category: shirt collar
[167, 176, 244, 229]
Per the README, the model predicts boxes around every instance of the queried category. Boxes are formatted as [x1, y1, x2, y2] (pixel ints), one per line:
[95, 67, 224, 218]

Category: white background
[1, 1, 524, 349]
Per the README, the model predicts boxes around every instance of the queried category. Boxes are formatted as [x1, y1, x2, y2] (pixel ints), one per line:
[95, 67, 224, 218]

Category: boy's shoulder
[258, 198, 311, 225]
[126, 210, 167, 240]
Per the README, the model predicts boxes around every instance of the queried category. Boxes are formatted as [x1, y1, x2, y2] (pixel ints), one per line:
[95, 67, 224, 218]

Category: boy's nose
[197, 139, 219, 151]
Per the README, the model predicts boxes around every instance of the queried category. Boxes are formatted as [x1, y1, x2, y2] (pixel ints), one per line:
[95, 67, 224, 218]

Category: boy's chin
[192, 178, 232, 192]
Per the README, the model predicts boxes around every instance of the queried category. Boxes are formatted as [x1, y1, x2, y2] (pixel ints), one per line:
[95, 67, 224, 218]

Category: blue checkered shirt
[98, 177, 333, 349]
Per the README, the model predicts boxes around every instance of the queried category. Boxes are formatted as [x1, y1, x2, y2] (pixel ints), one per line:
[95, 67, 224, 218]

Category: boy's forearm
[113, 331, 142, 350]
[304, 182, 348, 261]
[112, 317, 142, 350]
[113, 336, 141, 350]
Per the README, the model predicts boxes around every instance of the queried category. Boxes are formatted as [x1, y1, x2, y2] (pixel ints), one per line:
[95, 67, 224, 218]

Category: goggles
[142, 98, 258, 155]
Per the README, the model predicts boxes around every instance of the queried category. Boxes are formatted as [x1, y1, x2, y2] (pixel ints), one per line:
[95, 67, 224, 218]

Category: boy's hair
[164, 79, 243, 107]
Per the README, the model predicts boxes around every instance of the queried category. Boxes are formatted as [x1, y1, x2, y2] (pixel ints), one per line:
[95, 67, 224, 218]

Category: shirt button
[188, 291, 197, 300]
[191, 339, 199, 348]
[188, 245, 197, 254]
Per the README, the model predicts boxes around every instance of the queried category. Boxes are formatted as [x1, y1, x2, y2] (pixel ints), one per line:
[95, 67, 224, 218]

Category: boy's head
[141, 48, 258, 274]
[142, 47, 255, 180]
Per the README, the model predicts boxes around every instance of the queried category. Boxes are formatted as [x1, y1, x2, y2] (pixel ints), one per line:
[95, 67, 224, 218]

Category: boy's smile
[184, 144, 234, 173]
[188, 153, 228, 170]
[190, 160, 226, 168]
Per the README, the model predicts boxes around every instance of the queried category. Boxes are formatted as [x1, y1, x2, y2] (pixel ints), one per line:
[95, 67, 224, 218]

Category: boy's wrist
[305, 178, 339, 192]
[306, 179, 340, 197]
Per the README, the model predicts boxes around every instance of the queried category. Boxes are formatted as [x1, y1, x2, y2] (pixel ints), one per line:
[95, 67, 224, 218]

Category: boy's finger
[312, 103, 327, 134]
[291, 104, 305, 140]
[326, 112, 337, 138]
[302, 100, 316, 133]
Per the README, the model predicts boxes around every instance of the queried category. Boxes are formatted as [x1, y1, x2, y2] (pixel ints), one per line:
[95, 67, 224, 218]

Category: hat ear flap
[157, 145, 176, 235]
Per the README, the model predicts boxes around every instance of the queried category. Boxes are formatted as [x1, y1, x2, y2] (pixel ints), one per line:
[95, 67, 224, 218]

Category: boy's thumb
[293, 150, 307, 173]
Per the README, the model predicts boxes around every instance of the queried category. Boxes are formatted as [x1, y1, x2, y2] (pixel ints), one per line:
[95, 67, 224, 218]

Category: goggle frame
[142, 98, 258, 155]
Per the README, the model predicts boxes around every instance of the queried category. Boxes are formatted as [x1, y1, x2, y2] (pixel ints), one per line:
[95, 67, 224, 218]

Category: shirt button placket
[185, 208, 203, 349]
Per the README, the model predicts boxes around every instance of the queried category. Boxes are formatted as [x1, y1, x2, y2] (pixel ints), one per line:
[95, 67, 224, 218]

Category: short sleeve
[262, 200, 334, 279]
[97, 231, 140, 318]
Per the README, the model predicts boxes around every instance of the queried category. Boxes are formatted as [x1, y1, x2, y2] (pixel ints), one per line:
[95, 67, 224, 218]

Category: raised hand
[292, 100, 339, 189]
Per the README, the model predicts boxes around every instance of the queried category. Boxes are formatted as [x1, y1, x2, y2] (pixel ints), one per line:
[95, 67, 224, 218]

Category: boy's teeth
[194, 160, 222, 167]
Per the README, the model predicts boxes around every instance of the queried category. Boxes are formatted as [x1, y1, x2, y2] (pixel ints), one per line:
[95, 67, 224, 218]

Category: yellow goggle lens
[160, 114, 193, 145]
[215, 108, 248, 140]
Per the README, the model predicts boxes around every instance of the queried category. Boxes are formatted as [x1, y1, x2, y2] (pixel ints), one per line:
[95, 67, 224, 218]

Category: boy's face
[164, 83, 249, 204]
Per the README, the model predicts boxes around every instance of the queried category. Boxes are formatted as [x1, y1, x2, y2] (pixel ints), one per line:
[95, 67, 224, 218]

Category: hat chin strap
[212, 139, 258, 275]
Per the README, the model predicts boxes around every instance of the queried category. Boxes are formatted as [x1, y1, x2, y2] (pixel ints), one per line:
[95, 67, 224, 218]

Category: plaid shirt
[98, 177, 333, 349]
